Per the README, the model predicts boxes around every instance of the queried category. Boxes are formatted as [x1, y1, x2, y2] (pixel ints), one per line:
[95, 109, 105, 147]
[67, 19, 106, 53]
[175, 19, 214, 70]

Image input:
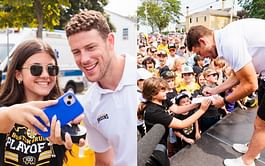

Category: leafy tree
[238, 0, 265, 19]
[0, 0, 70, 38]
[137, 0, 181, 33]
[57, 0, 116, 31]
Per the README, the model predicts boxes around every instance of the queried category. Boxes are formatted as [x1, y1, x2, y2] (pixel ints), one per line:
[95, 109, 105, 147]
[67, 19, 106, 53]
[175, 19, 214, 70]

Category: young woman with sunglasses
[0, 39, 73, 165]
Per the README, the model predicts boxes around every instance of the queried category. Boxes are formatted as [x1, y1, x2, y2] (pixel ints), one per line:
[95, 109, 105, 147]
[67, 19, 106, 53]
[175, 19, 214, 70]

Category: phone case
[36, 91, 84, 138]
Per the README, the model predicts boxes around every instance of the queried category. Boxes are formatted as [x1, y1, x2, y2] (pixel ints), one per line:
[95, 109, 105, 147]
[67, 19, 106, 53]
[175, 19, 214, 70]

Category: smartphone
[35, 91, 84, 138]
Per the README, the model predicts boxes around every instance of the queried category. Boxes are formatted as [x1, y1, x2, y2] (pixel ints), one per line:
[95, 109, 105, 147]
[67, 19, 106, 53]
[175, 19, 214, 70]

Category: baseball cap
[137, 68, 152, 80]
[182, 65, 194, 74]
[168, 43, 176, 49]
[161, 70, 175, 79]
[175, 93, 190, 105]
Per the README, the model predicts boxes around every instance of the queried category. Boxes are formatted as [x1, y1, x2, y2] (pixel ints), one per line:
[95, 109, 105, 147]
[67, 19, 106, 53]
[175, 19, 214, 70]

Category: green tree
[0, 0, 70, 38]
[238, 0, 265, 19]
[137, 0, 181, 33]
[56, 0, 115, 31]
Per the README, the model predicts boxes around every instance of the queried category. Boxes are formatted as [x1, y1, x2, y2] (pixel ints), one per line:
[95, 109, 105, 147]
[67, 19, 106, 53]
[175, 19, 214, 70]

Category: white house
[105, 9, 137, 57]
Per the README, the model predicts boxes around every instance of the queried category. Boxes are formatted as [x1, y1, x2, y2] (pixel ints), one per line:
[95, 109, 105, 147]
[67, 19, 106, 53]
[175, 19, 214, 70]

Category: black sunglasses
[22, 64, 59, 76]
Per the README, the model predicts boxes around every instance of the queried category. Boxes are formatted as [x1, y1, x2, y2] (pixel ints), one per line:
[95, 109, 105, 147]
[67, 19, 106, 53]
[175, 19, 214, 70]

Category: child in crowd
[156, 50, 170, 77]
[197, 73, 206, 87]
[171, 57, 186, 87]
[173, 92, 201, 153]
[137, 52, 145, 68]
[193, 55, 205, 77]
[197, 68, 227, 132]
[142, 56, 158, 76]
[142, 77, 211, 166]
[160, 70, 178, 157]
[176, 65, 200, 96]
[137, 68, 152, 138]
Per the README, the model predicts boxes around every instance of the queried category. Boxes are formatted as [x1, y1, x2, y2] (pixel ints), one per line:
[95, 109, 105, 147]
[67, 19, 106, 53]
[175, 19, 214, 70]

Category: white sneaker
[232, 143, 260, 159]
[224, 157, 255, 166]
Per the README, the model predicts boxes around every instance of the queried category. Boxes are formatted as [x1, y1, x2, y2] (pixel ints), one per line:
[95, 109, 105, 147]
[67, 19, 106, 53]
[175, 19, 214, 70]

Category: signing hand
[211, 95, 225, 108]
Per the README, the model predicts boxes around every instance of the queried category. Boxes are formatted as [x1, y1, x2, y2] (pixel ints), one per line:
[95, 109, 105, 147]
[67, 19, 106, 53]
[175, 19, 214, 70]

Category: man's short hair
[65, 10, 111, 39]
[186, 25, 212, 52]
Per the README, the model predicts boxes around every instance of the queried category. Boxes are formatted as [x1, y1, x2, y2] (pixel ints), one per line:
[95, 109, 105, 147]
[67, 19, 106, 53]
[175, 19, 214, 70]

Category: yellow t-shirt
[176, 81, 200, 94]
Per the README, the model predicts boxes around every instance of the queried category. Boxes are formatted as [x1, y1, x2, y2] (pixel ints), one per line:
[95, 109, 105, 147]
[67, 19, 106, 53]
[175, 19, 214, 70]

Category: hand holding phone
[35, 91, 84, 138]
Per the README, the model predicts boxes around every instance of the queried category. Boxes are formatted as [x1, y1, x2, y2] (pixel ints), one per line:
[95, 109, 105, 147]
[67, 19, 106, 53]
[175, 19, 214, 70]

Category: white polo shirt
[81, 54, 137, 166]
[214, 18, 265, 74]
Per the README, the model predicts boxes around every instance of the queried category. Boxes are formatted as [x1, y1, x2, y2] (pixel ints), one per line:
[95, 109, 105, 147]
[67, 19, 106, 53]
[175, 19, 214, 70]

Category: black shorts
[257, 79, 265, 120]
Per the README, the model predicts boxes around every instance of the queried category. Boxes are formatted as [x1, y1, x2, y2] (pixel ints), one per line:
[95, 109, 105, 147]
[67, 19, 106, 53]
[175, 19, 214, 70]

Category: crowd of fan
[136, 32, 258, 158]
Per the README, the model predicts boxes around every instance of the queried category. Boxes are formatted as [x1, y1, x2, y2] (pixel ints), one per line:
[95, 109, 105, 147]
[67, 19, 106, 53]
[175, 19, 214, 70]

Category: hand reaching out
[199, 99, 212, 112]
[3, 100, 58, 133]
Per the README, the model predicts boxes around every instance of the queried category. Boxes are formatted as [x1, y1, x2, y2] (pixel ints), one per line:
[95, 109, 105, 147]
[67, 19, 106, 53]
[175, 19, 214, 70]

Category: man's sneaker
[232, 143, 260, 159]
[224, 157, 255, 166]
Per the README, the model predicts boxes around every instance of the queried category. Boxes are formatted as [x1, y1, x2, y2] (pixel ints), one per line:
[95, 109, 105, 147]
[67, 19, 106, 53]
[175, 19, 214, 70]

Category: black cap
[175, 93, 189, 105]
[161, 70, 175, 79]
[168, 43, 176, 49]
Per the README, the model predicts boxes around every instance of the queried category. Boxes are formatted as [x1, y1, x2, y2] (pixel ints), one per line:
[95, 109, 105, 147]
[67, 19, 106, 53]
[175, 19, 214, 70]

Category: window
[196, 17, 198, 22]
[204, 16, 207, 22]
[122, 28, 128, 40]
[190, 18, 192, 23]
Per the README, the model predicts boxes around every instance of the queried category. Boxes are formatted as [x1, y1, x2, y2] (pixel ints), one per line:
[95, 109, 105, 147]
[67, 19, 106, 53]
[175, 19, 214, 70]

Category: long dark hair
[0, 39, 62, 106]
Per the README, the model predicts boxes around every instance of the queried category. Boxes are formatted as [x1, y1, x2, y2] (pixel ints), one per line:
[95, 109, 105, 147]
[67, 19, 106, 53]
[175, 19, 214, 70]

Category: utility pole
[186, 6, 189, 33]
[221, 0, 225, 10]
[230, 0, 235, 23]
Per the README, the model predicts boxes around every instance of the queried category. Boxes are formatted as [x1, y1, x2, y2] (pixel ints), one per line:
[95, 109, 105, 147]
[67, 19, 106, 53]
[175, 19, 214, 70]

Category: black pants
[137, 124, 146, 138]
[257, 79, 265, 120]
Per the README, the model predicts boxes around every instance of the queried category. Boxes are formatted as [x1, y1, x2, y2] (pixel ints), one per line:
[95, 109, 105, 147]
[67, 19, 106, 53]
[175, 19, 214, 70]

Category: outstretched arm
[203, 73, 239, 96]
[0, 100, 57, 133]
[169, 103, 199, 114]
[168, 99, 211, 129]
[212, 62, 258, 108]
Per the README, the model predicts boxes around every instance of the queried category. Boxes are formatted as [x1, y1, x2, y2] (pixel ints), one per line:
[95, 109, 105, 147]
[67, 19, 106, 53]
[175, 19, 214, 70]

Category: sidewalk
[170, 107, 265, 166]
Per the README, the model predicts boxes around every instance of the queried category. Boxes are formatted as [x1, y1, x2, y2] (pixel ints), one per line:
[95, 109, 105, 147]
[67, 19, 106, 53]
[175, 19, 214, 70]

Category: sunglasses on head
[22, 64, 59, 76]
